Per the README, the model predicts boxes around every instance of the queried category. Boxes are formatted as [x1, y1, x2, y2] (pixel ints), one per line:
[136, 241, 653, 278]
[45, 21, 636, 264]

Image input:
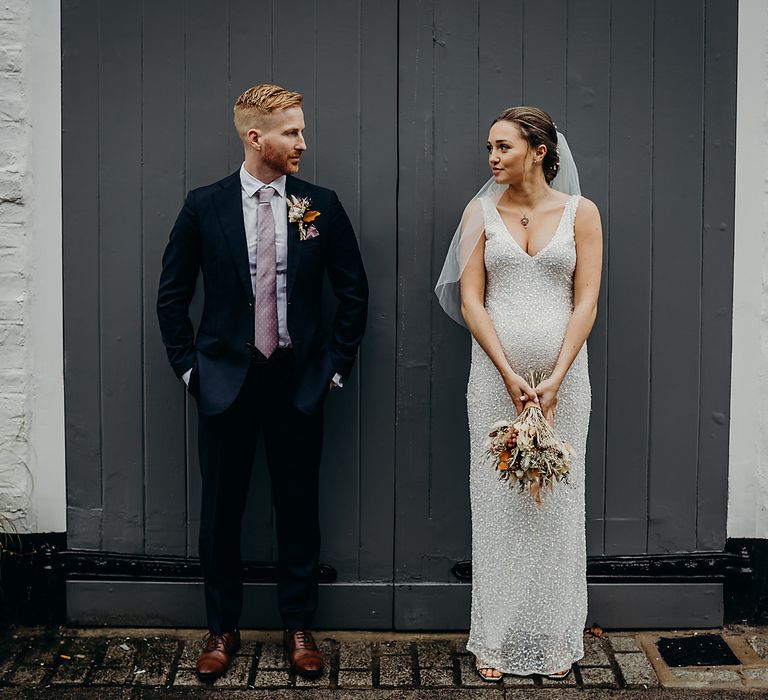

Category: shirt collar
[239, 164, 286, 198]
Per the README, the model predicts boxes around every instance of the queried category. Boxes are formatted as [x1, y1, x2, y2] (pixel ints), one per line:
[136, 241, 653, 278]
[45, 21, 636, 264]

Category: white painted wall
[26, 0, 65, 532]
[728, 0, 768, 539]
[0, 0, 33, 531]
[0, 0, 65, 533]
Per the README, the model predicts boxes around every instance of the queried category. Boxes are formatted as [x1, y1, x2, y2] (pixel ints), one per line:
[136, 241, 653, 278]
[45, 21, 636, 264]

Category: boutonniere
[287, 195, 321, 241]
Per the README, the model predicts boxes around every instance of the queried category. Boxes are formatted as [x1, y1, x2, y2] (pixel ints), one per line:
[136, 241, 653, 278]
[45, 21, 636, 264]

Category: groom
[156, 83, 368, 681]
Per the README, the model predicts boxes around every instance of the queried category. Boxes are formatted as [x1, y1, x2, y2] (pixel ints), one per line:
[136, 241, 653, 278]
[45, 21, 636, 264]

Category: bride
[436, 107, 602, 681]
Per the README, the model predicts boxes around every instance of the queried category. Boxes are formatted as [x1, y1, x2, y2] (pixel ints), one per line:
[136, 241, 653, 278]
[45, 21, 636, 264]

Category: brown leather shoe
[195, 630, 240, 682]
[284, 629, 324, 678]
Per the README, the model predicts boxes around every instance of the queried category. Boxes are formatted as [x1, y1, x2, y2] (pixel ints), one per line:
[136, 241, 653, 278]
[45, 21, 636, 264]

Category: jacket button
[248, 301, 253, 309]
[245, 342, 253, 350]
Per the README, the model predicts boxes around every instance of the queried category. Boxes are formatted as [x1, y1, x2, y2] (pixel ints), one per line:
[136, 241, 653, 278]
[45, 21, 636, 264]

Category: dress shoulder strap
[477, 196, 496, 239]
[564, 194, 581, 233]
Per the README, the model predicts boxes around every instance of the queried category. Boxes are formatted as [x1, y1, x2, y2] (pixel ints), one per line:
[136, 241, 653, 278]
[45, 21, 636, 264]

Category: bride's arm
[460, 236, 538, 415]
[536, 198, 603, 418]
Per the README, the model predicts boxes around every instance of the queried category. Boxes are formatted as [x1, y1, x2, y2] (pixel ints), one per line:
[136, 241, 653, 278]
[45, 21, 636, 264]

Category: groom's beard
[262, 143, 302, 175]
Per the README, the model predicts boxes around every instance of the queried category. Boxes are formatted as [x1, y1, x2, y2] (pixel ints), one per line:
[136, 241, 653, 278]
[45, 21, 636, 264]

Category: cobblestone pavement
[0, 626, 766, 698]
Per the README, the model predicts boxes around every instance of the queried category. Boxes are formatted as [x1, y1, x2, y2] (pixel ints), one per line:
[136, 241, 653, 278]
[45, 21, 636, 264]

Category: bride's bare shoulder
[548, 189, 571, 206]
[574, 195, 600, 218]
[573, 196, 602, 239]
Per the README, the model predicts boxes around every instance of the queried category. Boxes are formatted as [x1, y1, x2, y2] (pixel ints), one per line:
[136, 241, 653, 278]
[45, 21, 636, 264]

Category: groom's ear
[246, 127, 263, 151]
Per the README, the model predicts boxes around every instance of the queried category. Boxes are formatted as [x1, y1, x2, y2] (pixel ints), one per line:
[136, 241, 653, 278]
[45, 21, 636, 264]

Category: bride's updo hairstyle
[493, 106, 560, 184]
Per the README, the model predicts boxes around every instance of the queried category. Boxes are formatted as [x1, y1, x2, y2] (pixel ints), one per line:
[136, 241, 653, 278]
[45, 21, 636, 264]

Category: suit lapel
[285, 175, 304, 300]
[212, 171, 253, 303]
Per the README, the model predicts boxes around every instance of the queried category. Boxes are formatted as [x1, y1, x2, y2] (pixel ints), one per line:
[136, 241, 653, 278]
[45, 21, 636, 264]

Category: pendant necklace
[514, 189, 550, 229]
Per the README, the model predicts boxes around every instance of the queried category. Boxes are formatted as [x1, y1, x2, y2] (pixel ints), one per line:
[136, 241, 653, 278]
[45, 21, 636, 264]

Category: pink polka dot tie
[254, 186, 278, 358]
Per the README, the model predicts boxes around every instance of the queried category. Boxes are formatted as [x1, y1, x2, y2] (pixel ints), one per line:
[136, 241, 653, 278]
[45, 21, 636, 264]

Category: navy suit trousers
[196, 350, 323, 633]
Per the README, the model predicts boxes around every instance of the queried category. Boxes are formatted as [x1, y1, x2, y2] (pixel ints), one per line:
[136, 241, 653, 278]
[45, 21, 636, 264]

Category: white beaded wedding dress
[465, 193, 590, 675]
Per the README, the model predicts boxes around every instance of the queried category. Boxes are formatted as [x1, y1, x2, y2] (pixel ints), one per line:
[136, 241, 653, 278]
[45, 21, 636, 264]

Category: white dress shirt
[183, 165, 342, 388]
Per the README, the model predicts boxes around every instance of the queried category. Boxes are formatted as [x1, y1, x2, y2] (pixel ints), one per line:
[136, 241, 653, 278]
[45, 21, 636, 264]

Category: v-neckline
[493, 195, 573, 259]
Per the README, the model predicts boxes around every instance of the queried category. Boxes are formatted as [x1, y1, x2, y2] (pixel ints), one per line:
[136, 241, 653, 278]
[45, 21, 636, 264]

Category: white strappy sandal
[474, 658, 503, 682]
[545, 666, 573, 680]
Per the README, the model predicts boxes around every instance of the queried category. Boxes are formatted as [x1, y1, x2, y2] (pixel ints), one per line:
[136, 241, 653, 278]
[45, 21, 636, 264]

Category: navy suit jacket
[157, 171, 368, 416]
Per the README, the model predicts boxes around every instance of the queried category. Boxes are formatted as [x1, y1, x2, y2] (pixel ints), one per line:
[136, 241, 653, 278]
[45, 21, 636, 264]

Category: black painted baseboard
[0, 533, 67, 627]
[453, 548, 750, 584]
[63, 549, 339, 584]
[1, 533, 764, 626]
[725, 538, 768, 625]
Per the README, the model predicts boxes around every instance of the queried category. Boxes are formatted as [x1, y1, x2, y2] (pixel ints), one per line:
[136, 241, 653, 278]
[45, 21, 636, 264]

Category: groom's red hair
[234, 83, 303, 139]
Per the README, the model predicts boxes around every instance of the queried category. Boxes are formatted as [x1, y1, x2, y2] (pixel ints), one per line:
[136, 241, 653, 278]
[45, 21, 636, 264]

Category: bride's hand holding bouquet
[501, 369, 538, 416]
[530, 374, 561, 428]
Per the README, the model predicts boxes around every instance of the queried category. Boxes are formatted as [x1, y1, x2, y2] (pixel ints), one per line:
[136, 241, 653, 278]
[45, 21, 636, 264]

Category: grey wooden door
[63, 0, 398, 627]
[393, 0, 736, 629]
[63, 0, 737, 628]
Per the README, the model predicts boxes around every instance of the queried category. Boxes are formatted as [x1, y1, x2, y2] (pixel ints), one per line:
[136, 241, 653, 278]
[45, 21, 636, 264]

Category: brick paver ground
[0, 625, 766, 698]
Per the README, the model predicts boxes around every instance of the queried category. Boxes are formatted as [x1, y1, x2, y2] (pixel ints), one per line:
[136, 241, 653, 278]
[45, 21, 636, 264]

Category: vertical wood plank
[567, 0, 611, 557]
[396, 0, 480, 585]
[396, 0, 437, 584]
[314, 0, 363, 580]
[62, 0, 103, 549]
[185, 402, 201, 556]
[185, 3, 231, 190]
[184, 0, 230, 556]
[99, 0, 145, 553]
[142, 0, 188, 555]
[697, 0, 736, 551]
[522, 0, 567, 126]
[357, 0, 398, 581]
[648, 0, 705, 554]
[228, 0, 273, 171]
[425, 0, 481, 581]
[603, 0, 654, 556]
[478, 0, 523, 186]
[273, 0, 317, 180]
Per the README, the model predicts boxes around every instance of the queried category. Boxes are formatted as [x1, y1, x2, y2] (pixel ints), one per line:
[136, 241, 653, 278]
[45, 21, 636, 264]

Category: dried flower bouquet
[485, 371, 574, 505]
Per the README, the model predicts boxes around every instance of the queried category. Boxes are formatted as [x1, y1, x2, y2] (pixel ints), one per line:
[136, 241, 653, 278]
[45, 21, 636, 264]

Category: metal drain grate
[656, 634, 740, 667]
